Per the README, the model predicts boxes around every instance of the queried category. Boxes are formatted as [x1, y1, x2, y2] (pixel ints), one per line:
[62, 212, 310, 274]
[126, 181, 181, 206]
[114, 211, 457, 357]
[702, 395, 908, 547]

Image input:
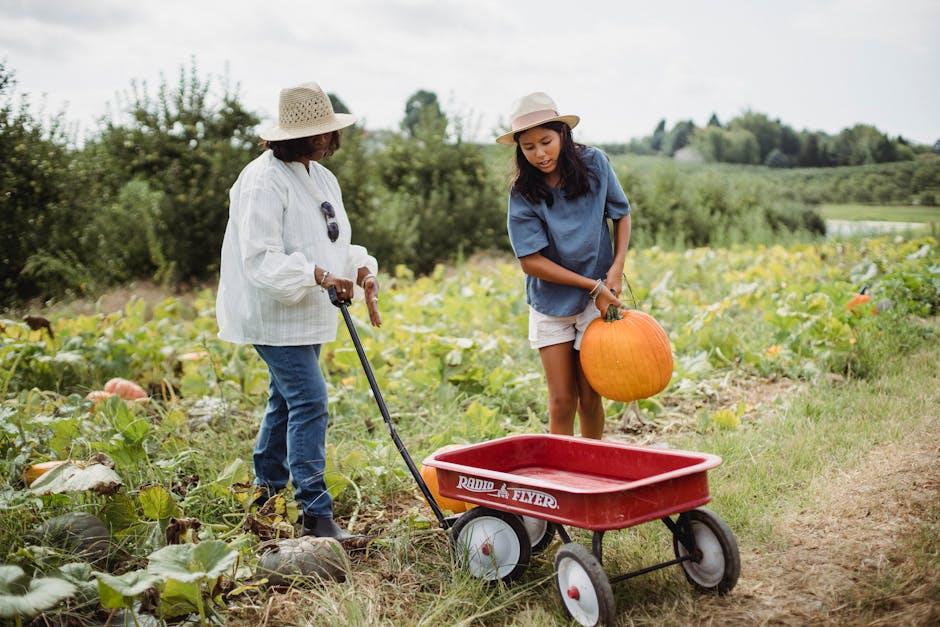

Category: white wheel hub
[678, 520, 725, 587]
[521, 516, 547, 547]
[456, 516, 522, 580]
[556, 556, 600, 626]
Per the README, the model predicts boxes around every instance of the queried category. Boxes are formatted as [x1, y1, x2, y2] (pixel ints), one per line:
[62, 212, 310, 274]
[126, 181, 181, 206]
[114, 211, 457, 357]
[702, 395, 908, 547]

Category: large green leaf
[139, 485, 181, 521]
[96, 570, 160, 609]
[56, 563, 99, 604]
[0, 565, 76, 618]
[147, 541, 237, 583]
[156, 579, 201, 618]
[215, 458, 250, 486]
[99, 493, 139, 531]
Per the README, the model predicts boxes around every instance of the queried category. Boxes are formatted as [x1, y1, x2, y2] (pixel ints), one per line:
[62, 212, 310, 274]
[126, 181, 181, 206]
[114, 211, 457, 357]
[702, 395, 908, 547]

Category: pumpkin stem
[605, 306, 623, 322]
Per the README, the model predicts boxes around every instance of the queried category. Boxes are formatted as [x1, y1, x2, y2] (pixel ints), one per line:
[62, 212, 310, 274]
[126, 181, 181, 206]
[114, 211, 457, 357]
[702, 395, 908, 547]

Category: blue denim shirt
[507, 146, 631, 317]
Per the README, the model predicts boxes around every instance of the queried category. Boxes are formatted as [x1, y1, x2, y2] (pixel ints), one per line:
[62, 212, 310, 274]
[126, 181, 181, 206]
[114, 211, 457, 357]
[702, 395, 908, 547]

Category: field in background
[819, 203, 940, 223]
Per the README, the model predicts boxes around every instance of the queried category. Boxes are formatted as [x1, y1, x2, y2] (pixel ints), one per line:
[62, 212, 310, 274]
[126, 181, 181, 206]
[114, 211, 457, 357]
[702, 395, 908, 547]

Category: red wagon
[331, 290, 740, 627]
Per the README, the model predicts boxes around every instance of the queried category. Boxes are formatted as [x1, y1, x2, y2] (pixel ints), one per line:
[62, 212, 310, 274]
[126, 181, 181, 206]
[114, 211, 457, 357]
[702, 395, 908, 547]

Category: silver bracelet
[318, 270, 331, 286]
[361, 273, 377, 287]
[588, 279, 603, 299]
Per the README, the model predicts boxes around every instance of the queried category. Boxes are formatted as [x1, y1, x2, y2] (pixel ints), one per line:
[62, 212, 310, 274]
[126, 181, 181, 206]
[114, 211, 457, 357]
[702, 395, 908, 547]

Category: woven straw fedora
[495, 92, 579, 145]
[259, 82, 357, 141]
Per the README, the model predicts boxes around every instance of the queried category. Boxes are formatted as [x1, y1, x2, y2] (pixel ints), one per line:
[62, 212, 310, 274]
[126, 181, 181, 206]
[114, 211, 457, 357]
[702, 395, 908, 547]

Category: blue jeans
[252, 344, 333, 518]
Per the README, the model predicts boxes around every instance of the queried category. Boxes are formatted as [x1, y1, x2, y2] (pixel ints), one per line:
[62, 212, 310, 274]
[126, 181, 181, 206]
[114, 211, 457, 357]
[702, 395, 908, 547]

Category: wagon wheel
[554, 543, 616, 626]
[450, 507, 530, 582]
[521, 516, 557, 554]
[672, 508, 740, 594]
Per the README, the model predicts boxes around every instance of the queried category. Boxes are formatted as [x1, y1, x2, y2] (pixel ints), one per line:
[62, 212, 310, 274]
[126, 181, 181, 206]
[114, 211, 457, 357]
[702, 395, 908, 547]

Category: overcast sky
[1, 0, 938, 145]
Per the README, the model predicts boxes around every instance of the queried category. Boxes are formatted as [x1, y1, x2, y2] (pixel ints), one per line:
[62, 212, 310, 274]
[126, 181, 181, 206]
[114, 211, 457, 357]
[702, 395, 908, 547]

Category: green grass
[581, 321, 940, 625]
[220, 318, 940, 626]
[819, 203, 940, 223]
[3, 238, 938, 625]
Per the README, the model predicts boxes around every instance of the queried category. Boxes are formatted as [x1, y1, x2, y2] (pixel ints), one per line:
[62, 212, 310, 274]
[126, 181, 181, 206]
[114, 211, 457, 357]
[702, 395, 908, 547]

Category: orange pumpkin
[104, 378, 148, 401]
[85, 390, 115, 407]
[579, 306, 673, 402]
[419, 445, 472, 513]
[846, 293, 872, 311]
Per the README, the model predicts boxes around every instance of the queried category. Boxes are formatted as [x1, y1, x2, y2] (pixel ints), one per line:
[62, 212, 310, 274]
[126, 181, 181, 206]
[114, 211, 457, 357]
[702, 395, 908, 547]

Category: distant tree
[728, 111, 782, 162]
[872, 135, 898, 163]
[624, 137, 657, 156]
[0, 61, 82, 302]
[725, 128, 761, 164]
[825, 124, 900, 166]
[707, 113, 722, 128]
[650, 118, 666, 152]
[373, 106, 503, 272]
[933, 139, 940, 154]
[764, 148, 790, 168]
[690, 126, 728, 162]
[690, 126, 760, 164]
[403, 89, 444, 137]
[779, 124, 800, 157]
[328, 93, 350, 114]
[94, 61, 260, 282]
[797, 132, 825, 167]
[663, 120, 696, 156]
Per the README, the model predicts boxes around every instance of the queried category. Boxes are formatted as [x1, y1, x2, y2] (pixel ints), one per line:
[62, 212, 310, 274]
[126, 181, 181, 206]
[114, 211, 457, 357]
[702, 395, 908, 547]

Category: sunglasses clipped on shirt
[320, 201, 339, 242]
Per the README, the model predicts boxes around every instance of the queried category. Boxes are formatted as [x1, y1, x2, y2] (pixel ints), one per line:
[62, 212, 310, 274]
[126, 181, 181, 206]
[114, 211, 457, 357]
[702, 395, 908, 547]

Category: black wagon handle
[327, 286, 450, 529]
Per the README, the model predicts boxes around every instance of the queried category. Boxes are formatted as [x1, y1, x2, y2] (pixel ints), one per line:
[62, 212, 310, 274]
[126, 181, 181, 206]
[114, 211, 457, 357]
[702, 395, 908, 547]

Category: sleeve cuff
[303, 262, 319, 287]
[513, 244, 547, 258]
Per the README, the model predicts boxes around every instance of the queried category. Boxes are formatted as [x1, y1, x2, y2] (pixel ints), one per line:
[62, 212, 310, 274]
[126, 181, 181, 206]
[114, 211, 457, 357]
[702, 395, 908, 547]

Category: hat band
[511, 108, 559, 132]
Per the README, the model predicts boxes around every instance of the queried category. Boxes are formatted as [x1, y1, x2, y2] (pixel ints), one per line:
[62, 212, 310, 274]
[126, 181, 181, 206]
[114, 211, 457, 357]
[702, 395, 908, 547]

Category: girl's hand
[605, 266, 623, 297]
[594, 284, 622, 317]
[363, 276, 382, 327]
[321, 274, 355, 301]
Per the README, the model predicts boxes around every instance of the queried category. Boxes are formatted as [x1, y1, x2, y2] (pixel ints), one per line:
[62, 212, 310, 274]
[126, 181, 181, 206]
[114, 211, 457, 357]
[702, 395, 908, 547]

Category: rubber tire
[450, 507, 530, 583]
[554, 543, 616, 627]
[672, 507, 740, 595]
[521, 516, 557, 554]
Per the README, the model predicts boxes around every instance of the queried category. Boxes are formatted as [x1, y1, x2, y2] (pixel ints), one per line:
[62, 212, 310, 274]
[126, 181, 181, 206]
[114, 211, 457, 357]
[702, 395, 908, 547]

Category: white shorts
[528, 303, 601, 350]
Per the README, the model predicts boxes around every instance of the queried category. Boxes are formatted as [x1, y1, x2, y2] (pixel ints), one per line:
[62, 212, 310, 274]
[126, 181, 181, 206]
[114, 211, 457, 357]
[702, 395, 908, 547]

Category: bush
[327, 104, 508, 273]
[613, 160, 825, 249]
[0, 62, 87, 303]
[92, 63, 260, 283]
[80, 180, 166, 283]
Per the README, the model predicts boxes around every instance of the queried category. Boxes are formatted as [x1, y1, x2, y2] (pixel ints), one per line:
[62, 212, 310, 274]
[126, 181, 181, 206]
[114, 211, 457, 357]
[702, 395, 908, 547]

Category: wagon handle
[328, 286, 450, 529]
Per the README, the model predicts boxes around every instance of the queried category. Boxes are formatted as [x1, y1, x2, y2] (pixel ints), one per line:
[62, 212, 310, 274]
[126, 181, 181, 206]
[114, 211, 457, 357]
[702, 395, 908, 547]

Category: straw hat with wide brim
[259, 82, 357, 141]
[495, 91, 579, 145]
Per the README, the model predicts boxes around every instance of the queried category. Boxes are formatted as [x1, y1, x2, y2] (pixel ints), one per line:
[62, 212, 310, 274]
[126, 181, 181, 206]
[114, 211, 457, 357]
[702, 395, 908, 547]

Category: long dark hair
[511, 121, 595, 206]
[262, 131, 341, 162]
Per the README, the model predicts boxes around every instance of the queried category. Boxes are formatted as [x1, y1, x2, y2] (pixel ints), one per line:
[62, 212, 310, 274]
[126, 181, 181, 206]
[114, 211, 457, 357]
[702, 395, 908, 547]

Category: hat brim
[495, 114, 580, 145]
[259, 113, 358, 141]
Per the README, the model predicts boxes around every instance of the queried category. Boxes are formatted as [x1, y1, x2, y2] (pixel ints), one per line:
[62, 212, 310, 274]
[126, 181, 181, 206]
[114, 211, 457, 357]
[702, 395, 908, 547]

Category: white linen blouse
[216, 150, 378, 346]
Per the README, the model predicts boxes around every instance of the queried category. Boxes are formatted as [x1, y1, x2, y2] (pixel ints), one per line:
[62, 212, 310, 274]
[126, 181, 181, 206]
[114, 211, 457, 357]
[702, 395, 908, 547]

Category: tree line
[0, 62, 501, 306]
[606, 111, 938, 168]
[5, 60, 927, 309]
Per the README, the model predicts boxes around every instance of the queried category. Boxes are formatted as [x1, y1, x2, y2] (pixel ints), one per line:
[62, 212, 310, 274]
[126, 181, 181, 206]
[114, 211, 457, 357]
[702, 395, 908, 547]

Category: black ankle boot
[301, 514, 353, 540]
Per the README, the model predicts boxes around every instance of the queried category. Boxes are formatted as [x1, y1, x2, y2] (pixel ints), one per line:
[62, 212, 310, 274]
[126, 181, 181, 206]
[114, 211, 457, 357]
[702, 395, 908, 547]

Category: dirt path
[686, 410, 939, 625]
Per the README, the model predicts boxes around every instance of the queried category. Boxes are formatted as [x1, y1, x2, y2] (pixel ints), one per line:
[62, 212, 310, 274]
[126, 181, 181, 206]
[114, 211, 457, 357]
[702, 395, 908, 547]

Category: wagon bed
[424, 434, 721, 531]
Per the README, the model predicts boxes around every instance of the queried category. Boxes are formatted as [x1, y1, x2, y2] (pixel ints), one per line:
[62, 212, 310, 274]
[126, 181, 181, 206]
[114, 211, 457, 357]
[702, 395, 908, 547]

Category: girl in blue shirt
[497, 92, 632, 439]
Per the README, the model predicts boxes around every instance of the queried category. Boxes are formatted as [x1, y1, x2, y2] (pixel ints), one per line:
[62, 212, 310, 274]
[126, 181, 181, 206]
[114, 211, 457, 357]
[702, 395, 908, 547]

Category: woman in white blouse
[216, 82, 380, 540]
